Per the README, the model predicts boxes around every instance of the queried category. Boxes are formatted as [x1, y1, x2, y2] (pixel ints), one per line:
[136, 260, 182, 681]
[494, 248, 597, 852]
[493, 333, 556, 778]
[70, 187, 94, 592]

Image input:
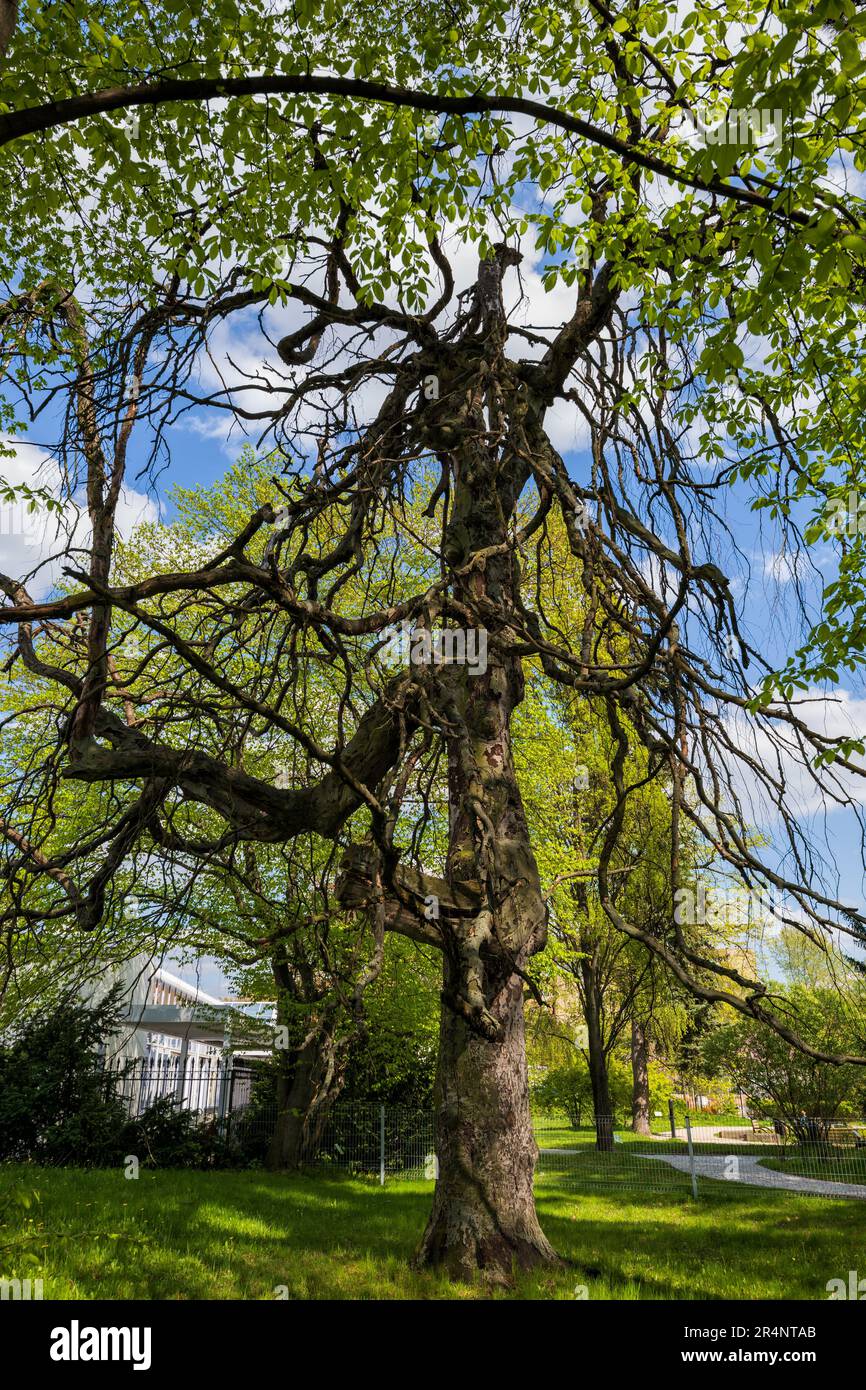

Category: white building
[94, 955, 271, 1118]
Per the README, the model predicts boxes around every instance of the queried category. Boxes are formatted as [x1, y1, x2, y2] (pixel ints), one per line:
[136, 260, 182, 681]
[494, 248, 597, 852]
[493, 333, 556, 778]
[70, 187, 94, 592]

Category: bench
[749, 1118, 778, 1140]
[826, 1125, 866, 1149]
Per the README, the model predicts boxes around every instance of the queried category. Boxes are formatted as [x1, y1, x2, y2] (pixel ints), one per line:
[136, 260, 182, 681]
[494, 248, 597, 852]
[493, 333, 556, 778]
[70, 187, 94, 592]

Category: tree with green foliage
[532, 1052, 676, 1129]
[703, 984, 866, 1136]
[5, 1, 866, 1283]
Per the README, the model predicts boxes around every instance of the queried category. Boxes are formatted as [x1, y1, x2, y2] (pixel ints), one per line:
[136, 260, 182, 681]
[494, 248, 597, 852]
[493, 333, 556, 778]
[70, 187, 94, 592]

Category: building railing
[100, 1055, 258, 1122]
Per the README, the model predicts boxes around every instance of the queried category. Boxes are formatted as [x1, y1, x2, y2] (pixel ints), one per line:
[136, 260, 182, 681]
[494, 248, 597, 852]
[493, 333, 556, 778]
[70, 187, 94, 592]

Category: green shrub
[120, 1097, 236, 1169]
[0, 991, 130, 1166]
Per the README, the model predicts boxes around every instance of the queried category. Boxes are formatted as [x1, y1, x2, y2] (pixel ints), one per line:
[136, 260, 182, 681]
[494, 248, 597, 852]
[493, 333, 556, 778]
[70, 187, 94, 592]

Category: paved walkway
[638, 1152, 866, 1199]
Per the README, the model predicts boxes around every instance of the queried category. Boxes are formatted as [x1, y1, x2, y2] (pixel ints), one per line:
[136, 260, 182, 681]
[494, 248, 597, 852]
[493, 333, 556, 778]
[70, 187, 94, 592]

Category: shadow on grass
[538, 1179, 866, 1300]
[1, 1164, 863, 1301]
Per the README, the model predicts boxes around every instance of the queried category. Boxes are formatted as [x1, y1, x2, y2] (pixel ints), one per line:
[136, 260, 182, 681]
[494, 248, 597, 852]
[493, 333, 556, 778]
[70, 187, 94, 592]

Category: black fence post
[225, 1059, 236, 1147]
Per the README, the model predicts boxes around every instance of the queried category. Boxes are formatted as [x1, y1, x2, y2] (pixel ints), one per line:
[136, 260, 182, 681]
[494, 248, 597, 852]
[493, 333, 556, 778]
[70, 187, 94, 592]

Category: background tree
[703, 984, 866, 1137]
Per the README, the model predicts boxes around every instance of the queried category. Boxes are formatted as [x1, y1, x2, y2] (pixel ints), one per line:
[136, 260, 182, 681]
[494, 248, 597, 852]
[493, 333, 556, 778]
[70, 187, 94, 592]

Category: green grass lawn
[760, 1152, 866, 1182]
[1, 1163, 863, 1300]
[533, 1119, 796, 1180]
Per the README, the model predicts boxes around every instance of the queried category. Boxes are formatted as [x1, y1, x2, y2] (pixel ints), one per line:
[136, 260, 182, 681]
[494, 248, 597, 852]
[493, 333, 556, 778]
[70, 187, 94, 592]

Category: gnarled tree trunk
[416, 970, 558, 1282]
[414, 287, 560, 1280]
[340, 248, 576, 1282]
[266, 1021, 341, 1169]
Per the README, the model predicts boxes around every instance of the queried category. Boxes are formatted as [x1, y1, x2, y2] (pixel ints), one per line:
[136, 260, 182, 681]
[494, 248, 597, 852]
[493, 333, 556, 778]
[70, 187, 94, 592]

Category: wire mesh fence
[534, 1113, 695, 1193]
[299, 1103, 435, 1180]
[246, 1105, 866, 1195]
[291, 1108, 866, 1196]
[534, 1113, 866, 1198]
[92, 1061, 866, 1199]
[192, 1098, 435, 1178]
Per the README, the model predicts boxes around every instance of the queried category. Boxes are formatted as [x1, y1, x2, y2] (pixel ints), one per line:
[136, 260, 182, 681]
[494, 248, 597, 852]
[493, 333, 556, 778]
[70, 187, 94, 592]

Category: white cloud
[0, 439, 158, 598]
[761, 547, 810, 584]
[722, 687, 866, 823]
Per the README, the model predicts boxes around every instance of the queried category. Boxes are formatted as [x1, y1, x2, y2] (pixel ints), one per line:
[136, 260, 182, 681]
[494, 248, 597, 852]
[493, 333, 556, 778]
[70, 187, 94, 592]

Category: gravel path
[638, 1152, 866, 1199]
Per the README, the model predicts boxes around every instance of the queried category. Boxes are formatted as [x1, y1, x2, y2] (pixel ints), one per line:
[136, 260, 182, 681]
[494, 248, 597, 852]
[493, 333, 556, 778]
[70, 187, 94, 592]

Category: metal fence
[93, 1067, 866, 1199]
[101, 1056, 258, 1124]
[287, 1107, 866, 1196]
[300, 1102, 435, 1181]
[534, 1113, 866, 1199]
[209, 1101, 435, 1179]
[229, 1105, 866, 1196]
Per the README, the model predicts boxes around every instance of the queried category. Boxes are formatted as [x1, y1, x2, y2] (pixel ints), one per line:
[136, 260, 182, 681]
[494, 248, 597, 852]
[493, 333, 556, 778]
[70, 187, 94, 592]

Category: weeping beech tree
[4, 0, 866, 1281]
